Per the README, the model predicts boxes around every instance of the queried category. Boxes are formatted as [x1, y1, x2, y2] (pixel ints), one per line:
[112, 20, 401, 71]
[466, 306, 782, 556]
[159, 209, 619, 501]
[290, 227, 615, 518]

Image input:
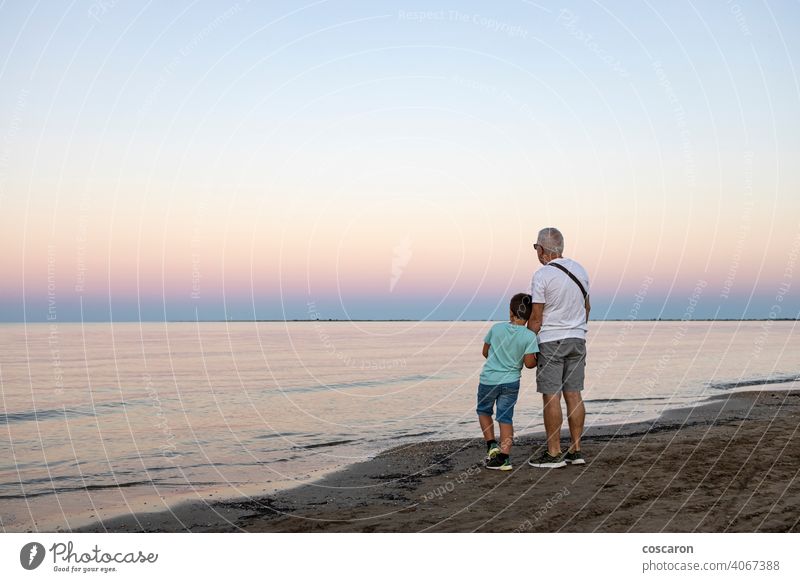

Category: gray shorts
[536, 338, 586, 394]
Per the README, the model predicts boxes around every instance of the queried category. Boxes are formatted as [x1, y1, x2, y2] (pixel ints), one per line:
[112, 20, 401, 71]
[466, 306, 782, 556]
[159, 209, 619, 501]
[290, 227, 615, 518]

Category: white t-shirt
[530, 257, 590, 343]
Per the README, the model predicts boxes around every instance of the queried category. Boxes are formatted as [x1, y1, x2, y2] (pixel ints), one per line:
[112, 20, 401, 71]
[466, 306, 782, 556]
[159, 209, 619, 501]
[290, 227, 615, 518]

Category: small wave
[253, 431, 306, 440]
[301, 439, 356, 450]
[707, 373, 800, 390]
[587, 397, 667, 404]
[0, 479, 154, 500]
[400, 430, 437, 439]
[0, 401, 131, 425]
[273, 373, 449, 394]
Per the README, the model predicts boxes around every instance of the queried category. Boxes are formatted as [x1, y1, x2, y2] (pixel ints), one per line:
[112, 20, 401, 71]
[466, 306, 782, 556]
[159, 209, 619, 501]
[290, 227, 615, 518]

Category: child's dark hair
[510, 293, 533, 321]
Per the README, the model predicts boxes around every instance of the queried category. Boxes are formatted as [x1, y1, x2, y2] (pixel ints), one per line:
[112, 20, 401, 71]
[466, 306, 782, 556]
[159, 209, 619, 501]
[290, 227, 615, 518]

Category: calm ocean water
[1, 321, 798, 531]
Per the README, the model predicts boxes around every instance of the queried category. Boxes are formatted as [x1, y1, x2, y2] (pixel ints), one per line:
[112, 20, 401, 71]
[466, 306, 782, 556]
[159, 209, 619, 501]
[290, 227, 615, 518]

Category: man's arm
[482, 342, 490, 359]
[523, 353, 537, 368]
[585, 295, 591, 323]
[528, 303, 544, 334]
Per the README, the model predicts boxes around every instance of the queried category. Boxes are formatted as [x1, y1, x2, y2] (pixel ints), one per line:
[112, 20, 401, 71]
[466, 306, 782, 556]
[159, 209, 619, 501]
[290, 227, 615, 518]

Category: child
[477, 293, 539, 470]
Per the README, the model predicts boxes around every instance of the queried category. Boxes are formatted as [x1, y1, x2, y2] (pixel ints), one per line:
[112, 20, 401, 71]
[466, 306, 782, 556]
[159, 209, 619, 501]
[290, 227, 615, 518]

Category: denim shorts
[476, 380, 520, 425]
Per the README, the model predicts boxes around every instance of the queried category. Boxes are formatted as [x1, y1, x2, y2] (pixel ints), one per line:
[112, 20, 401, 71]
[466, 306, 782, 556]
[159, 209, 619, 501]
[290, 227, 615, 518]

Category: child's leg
[476, 383, 500, 443]
[478, 414, 496, 442]
[498, 422, 514, 454]
[495, 381, 520, 455]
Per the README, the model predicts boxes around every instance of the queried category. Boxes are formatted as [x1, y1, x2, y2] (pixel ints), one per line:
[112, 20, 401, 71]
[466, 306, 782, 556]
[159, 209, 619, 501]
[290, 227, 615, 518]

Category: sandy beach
[75, 389, 800, 533]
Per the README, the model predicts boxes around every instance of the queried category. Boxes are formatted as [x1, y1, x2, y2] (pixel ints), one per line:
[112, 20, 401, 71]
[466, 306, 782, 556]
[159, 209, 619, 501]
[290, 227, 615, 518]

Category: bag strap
[547, 262, 588, 300]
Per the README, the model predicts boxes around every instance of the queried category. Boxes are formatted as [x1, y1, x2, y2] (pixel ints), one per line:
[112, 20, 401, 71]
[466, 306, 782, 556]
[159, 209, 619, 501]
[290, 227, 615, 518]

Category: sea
[1, 320, 798, 531]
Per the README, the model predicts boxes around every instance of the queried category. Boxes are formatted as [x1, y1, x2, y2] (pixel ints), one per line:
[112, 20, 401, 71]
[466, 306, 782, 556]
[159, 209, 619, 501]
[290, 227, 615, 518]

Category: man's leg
[561, 339, 587, 453]
[542, 392, 562, 456]
[563, 391, 585, 452]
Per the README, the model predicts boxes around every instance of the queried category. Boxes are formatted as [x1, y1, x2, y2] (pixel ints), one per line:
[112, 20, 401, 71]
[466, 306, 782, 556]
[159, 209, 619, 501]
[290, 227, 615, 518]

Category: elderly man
[527, 227, 590, 468]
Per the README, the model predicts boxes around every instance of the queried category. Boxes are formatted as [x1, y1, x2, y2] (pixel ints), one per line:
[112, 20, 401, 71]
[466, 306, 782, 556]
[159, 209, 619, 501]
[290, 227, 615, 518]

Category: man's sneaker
[528, 451, 567, 468]
[563, 451, 585, 465]
[485, 443, 501, 462]
[485, 455, 512, 471]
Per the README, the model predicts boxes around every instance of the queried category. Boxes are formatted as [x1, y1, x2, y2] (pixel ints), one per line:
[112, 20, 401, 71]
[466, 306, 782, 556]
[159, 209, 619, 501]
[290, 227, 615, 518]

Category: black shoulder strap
[547, 262, 588, 300]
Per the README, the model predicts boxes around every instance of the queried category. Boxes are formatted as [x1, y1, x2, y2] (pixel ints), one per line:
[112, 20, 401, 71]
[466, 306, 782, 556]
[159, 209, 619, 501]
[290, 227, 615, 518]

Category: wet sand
[77, 390, 800, 533]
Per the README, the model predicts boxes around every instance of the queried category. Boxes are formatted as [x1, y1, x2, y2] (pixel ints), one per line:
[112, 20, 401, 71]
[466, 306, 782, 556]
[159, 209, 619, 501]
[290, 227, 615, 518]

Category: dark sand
[77, 390, 800, 533]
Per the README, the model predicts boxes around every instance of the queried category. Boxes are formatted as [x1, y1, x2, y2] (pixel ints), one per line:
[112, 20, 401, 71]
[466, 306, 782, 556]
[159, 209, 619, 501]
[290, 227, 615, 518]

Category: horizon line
[2, 318, 798, 324]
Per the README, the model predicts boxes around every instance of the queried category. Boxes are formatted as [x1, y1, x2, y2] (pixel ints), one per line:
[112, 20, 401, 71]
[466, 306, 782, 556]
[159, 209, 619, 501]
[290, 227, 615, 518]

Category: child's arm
[523, 353, 537, 368]
[482, 343, 490, 359]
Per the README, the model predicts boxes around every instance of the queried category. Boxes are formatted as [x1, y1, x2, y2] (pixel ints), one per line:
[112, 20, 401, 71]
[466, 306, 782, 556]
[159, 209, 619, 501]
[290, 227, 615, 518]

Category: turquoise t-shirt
[480, 322, 539, 385]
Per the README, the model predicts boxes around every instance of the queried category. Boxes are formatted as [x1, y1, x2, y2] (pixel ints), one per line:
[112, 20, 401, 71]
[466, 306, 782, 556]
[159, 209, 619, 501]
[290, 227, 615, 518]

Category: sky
[1, 0, 799, 322]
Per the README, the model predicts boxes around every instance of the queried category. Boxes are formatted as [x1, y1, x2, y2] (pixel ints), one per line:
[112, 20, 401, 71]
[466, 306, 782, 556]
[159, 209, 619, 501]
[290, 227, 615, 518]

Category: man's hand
[523, 353, 537, 368]
[528, 303, 544, 334]
[482, 342, 490, 359]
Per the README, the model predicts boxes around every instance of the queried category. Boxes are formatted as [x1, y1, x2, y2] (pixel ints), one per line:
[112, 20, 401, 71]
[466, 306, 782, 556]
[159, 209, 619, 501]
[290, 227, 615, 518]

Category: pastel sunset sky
[1, 1, 799, 321]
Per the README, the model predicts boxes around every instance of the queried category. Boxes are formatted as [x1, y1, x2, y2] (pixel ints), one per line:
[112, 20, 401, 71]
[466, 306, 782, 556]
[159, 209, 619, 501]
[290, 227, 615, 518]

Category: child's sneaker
[485, 455, 512, 471]
[485, 441, 501, 462]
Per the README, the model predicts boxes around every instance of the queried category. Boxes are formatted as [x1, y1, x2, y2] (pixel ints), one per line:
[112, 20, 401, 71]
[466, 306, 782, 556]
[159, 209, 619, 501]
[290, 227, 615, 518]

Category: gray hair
[537, 227, 564, 254]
